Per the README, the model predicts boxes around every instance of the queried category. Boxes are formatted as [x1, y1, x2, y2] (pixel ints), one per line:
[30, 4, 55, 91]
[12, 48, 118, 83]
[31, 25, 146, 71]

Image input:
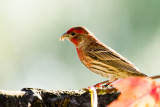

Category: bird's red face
[61, 26, 89, 46]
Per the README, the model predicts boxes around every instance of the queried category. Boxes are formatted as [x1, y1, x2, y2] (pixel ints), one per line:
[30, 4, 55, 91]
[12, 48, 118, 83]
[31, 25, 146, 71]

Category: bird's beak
[60, 32, 69, 41]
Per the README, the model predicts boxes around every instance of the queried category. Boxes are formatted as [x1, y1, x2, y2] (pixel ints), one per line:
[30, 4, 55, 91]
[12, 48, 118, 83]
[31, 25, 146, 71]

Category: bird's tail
[150, 75, 160, 79]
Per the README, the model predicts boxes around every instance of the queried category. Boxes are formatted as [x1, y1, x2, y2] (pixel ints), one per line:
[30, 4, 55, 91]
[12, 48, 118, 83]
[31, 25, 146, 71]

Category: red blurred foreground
[108, 77, 160, 107]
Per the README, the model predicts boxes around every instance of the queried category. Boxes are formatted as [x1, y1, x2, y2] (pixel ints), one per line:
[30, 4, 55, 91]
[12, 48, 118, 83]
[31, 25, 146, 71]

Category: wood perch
[0, 88, 119, 107]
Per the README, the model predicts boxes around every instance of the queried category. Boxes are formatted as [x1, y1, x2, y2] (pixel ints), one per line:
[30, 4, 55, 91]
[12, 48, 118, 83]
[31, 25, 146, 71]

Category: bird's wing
[85, 43, 143, 74]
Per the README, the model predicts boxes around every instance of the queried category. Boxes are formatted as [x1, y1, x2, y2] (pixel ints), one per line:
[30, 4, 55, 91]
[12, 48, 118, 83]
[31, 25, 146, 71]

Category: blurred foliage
[0, 0, 160, 90]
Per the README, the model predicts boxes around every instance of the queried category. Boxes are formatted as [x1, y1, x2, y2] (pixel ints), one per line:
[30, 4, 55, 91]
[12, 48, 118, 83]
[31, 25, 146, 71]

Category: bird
[60, 26, 147, 82]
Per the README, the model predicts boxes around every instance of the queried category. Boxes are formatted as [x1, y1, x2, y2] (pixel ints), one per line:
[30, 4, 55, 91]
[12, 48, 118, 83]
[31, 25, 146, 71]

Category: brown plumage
[61, 26, 146, 82]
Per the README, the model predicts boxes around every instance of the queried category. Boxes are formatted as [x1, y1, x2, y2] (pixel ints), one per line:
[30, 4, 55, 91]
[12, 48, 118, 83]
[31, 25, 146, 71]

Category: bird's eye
[71, 32, 75, 36]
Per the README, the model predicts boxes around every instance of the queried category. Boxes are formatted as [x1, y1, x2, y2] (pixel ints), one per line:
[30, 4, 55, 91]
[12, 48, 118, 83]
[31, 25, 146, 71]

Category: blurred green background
[0, 0, 160, 90]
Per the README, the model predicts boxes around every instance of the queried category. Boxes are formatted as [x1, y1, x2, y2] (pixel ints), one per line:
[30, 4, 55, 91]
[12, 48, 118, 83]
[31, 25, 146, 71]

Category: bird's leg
[94, 76, 117, 88]
[94, 80, 110, 88]
[94, 80, 118, 88]
[103, 79, 118, 88]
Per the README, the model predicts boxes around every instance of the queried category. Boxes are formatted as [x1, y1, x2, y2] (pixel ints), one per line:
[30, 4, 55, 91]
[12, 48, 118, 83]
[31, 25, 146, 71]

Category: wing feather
[85, 43, 145, 76]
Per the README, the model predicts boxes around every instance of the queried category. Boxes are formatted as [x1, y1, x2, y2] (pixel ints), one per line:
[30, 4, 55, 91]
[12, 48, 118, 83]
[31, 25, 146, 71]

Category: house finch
[60, 26, 147, 82]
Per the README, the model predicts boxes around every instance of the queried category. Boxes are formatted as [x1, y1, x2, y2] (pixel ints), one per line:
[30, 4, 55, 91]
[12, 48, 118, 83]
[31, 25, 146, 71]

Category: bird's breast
[76, 47, 92, 68]
[76, 48, 84, 61]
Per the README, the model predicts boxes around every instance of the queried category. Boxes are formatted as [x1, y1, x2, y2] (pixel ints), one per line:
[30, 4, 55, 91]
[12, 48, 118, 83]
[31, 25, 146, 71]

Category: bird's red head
[66, 27, 86, 34]
[61, 26, 90, 46]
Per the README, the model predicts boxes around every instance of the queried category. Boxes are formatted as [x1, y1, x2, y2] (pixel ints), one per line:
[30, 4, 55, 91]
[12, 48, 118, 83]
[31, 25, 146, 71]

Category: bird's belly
[81, 58, 111, 77]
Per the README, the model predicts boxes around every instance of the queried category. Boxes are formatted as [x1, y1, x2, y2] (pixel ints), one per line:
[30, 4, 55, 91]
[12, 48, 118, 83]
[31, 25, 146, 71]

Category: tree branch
[0, 88, 119, 107]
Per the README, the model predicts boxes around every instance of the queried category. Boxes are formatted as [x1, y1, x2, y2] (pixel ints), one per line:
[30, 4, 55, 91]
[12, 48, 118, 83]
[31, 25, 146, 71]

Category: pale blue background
[0, 0, 160, 90]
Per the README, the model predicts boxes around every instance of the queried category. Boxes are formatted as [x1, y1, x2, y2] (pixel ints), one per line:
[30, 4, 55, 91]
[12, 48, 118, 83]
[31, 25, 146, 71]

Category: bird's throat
[71, 37, 79, 46]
